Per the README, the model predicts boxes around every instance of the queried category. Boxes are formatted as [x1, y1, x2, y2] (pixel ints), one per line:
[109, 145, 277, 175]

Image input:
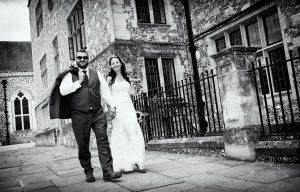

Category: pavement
[0, 143, 299, 192]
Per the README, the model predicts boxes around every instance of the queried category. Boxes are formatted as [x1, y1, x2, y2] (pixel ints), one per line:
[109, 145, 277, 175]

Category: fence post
[213, 49, 261, 161]
[143, 93, 152, 141]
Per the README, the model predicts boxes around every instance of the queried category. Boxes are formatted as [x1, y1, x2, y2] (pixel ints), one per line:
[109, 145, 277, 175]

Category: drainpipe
[182, 0, 208, 135]
[1, 80, 10, 145]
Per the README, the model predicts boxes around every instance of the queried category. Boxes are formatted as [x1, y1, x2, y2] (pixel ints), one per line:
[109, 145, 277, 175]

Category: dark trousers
[71, 108, 113, 175]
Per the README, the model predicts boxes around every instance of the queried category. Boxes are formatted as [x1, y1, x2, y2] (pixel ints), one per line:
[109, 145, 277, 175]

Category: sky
[0, 0, 31, 41]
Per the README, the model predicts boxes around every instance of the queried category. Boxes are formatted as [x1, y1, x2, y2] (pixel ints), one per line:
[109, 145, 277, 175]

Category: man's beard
[77, 62, 88, 69]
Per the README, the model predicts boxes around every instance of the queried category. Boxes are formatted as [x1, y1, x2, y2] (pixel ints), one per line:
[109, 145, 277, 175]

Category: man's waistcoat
[70, 68, 101, 112]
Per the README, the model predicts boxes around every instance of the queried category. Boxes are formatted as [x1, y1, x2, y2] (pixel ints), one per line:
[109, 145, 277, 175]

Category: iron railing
[250, 48, 300, 140]
[133, 69, 224, 142]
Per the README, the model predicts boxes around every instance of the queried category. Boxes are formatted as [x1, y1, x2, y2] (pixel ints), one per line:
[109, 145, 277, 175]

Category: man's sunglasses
[77, 56, 88, 60]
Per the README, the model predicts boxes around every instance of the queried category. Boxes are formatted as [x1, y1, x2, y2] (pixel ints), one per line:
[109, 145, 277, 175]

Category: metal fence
[133, 70, 224, 142]
[250, 48, 300, 140]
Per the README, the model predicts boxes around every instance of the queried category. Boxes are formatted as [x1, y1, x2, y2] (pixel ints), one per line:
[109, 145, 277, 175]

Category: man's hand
[78, 71, 84, 84]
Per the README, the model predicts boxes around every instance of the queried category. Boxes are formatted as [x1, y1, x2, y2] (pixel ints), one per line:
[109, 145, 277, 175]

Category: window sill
[137, 22, 171, 28]
[211, 46, 260, 59]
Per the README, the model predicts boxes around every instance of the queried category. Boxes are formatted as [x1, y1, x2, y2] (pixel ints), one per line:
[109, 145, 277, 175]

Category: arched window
[13, 92, 31, 131]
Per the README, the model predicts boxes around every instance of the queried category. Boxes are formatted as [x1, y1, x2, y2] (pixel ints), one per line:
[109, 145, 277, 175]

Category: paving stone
[51, 174, 85, 187]
[177, 156, 213, 164]
[182, 172, 262, 190]
[20, 171, 59, 185]
[0, 180, 22, 191]
[116, 171, 183, 191]
[104, 187, 132, 192]
[211, 158, 249, 167]
[144, 158, 171, 166]
[159, 163, 229, 178]
[214, 163, 273, 177]
[59, 170, 83, 178]
[186, 185, 241, 192]
[28, 186, 59, 192]
[239, 166, 300, 183]
[147, 161, 190, 172]
[23, 180, 54, 191]
[246, 177, 300, 192]
[58, 180, 121, 192]
[48, 164, 82, 176]
[143, 182, 198, 192]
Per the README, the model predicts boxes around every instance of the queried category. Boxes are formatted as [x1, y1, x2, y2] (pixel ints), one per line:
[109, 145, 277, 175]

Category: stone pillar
[213, 47, 260, 161]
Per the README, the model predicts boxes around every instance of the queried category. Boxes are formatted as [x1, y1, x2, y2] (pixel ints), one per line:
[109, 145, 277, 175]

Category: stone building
[188, 0, 300, 161]
[27, 0, 188, 145]
[0, 41, 37, 145]
[28, 0, 299, 162]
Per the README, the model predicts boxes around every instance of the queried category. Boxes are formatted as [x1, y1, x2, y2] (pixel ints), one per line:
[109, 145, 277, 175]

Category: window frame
[245, 21, 261, 48]
[67, 1, 86, 60]
[229, 29, 243, 46]
[263, 10, 282, 46]
[40, 54, 48, 89]
[135, 0, 167, 24]
[52, 36, 60, 74]
[12, 91, 31, 131]
[35, 0, 43, 37]
[215, 36, 226, 52]
[144, 57, 177, 97]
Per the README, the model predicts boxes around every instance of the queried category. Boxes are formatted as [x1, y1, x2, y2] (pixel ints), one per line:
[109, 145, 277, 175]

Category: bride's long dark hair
[107, 55, 130, 86]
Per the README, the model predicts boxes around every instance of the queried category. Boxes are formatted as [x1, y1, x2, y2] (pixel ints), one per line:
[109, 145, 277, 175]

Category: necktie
[82, 70, 89, 85]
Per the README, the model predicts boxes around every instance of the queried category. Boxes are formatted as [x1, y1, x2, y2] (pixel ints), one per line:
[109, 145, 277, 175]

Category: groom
[59, 49, 121, 182]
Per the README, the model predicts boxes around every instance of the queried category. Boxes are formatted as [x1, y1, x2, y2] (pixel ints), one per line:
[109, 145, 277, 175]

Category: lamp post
[182, 0, 208, 135]
[1, 79, 10, 145]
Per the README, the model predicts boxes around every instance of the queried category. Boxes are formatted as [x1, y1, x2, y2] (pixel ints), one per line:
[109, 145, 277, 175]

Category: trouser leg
[91, 108, 113, 175]
[71, 111, 93, 174]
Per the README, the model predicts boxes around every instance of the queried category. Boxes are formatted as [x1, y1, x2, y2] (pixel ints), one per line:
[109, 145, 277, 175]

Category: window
[152, 0, 166, 24]
[40, 54, 48, 88]
[136, 0, 166, 24]
[42, 104, 50, 130]
[162, 58, 176, 96]
[264, 11, 282, 45]
[68, 1, 86, 60]
[35, 0, 43, 36]
[216, 36, 226, 52]
[48, 0, 54, 10]
[145, 58, 161, 96]
[269, 47, 290, 92]
[144, 57, 177, 96]
[230, 29, 243, 46]
[14, 92, 31, 131]
[258, 59, 270, 95]
[53, 36, 60, 74]
[136, 0, 151, 23]
[246, 22, 261, 47]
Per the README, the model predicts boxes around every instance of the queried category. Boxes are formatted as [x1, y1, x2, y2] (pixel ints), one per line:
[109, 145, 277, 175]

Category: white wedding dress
[109, 81, 145, 172]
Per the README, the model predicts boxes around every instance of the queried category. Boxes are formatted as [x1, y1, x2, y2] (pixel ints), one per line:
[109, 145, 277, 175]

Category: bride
[106, 55, 146, 173]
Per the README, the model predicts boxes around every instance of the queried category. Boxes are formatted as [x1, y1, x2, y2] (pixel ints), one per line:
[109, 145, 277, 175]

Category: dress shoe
[86, 172, 96, 182]
[135, 164, 146, 173]
[103, 171, 122, 181]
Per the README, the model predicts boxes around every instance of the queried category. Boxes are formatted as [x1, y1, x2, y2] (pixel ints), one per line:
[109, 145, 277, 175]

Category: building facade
[28, 0, 300, 161]
[0, 41, 37, 145]
[189, 0, 300, 160]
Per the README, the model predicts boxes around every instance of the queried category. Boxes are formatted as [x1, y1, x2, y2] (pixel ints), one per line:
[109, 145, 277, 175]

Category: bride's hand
[110, 107, 116, 119]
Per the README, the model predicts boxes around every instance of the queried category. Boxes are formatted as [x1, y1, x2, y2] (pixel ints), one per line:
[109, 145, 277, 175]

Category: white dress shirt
[59, 67, 115, 108]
